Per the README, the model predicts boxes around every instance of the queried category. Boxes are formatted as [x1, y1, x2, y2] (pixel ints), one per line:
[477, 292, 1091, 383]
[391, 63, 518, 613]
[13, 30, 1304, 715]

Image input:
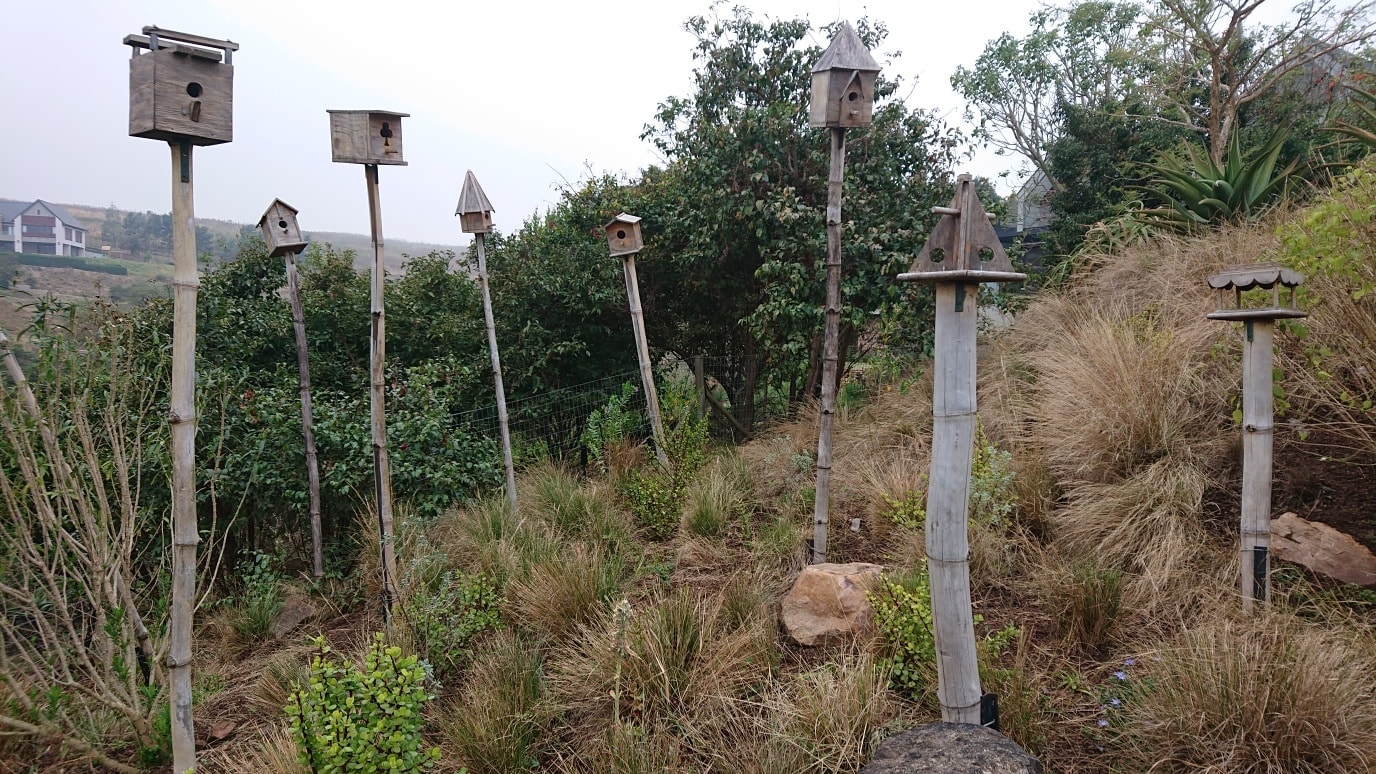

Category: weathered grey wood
[694, 355, 706, 419]
[929, 280, 982, 724]
[475, 232, 518, 512]
[813, 126, 846, 564]
[258, 199, 307, 258]
[621, 254, 669, 467]
[456, 171, 496, 234]
[809, 22, 880, 128]
[167, 140, 199, 772]
[1240, 319, 1275, 613]
[703, 380, 750, 438]
[606, 213, 644, 257]
[329, 110, 408, 166]
[128, 49, 233, 146]
[285, 249, 324, 578]
[365, 164, 399, 619]
[141, 26, 239, 53]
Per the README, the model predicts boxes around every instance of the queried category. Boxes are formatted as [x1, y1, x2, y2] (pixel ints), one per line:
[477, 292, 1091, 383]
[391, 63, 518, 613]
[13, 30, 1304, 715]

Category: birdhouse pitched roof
[326, 109, 410, 118]
[256, 198, 299, 228]
[812, 22, 879, 74]
[456, 171, 495, 216]
[605, 213, 641, 229]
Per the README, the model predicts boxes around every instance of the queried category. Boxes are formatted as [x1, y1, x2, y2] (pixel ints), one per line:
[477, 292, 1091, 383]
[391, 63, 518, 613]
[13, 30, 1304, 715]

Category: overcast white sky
[1, 0, 1042, 246]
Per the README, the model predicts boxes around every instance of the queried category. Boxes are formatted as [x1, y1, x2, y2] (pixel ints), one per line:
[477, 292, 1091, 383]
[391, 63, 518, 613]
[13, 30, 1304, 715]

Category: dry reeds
[441, 631, 548, 774]
[507, 542, 624, 642]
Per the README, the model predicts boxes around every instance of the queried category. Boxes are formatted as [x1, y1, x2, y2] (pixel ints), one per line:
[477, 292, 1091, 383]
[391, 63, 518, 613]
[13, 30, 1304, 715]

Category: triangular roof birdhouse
[456, 170, 495, 234]
[257, 198, 307, 258]
[898, 175, 1026, 284]
[809, 22, 881, 129]
[605, 213, 643, 257]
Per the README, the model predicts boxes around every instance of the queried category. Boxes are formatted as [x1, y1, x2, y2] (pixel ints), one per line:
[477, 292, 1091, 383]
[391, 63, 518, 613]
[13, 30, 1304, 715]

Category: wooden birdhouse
[456, 170, 495, 234]
[257, 199, 308, 258]
[125, 26, 238, 145]
[808, 22, 880, 129]
[899, 175, 1026, 284]
[327, 110, 408, 165]
[605, 213, 643, 257]
[1206, 264, 1307, 321]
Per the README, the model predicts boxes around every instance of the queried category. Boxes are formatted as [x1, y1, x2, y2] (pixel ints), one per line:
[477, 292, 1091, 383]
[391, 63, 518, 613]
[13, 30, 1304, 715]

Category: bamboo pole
[364, 163, 399, 619]
[812, 126, 846, 564]
[285, 248, 324, 578]
[475, 232, 517, 512]
[167, 138, 199, 772]
[1240, 319, 1275, 613]
[621, 254, 669, 468]
[694, 355, 706, 421]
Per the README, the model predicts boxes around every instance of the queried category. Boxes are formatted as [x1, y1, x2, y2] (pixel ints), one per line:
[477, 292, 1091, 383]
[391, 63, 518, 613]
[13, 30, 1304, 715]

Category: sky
[0, 0, 1042, 247]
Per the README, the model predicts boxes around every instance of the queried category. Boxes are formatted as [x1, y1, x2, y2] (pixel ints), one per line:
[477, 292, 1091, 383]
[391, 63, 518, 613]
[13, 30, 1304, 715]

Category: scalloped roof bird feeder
[456, 170, 495, 234]
[126, 26, 238, 145]
[257, 198, 307, 258]
[1206, 262, 1306, 614]
[809, 22, 880, 128]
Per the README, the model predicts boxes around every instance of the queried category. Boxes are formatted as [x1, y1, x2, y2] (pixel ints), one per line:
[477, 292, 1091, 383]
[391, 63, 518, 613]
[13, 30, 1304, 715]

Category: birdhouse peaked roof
[256, 198, 298, 228]
[812, 22, 879, 74]
[605, 213, 641, 228]
[456, 170, 495, 216]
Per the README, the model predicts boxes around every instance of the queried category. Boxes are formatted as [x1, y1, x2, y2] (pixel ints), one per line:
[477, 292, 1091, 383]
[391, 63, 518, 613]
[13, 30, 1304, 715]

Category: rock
[269, 596, 319, 639]
[1271, 512, 1376, 588]
[861, 723, 1042, 774]
[780, 561, 884, 646]
[208, 720, 237, 743]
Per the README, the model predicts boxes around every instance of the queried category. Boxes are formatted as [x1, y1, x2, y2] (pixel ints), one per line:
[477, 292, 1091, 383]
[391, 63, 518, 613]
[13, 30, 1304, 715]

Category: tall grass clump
[1118, 612, 1376, 773]
[750, 654, 891, 773]
[508, 542, 623, 642]
[441, 632, 547, 774]
[681, 452, 749, 538]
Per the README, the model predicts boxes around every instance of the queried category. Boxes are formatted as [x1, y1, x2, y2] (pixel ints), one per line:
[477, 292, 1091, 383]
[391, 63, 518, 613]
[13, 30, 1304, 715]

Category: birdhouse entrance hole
[186, 82, 202, 97]
[848, 90, 859, 101]
[278, 219, 288, 230]
[617, 229, 627, 239]
[380, 122, 395, 152]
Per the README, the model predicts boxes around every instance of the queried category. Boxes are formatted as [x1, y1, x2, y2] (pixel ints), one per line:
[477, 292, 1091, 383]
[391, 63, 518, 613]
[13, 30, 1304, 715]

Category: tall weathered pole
[606, 213, 669, 468]
[457, 170, 517, 512]
[807, 22, 880, 563]
[898, 175, 1025, 724]
[1206, 265, 1306, 613]
[258, 200, 322, 578]
[327, 109, 409, 620]
[125, 27, 238, 771]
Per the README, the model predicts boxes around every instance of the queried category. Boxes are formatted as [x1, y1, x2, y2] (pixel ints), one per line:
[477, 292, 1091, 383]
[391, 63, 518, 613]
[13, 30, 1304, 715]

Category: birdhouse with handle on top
[456, 170, 495, 234]
[808, 22, 880, 129]
[257, 199, 308, 258]
[126, 26, 237, 145]
[327, 110, 408, 165]
[605, 213, 643, 257]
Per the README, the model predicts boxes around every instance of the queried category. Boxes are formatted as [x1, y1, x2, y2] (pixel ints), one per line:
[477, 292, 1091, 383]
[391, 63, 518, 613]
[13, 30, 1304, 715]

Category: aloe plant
[1329, 83, 1376, 148]
[1141, 129, 1298, 228]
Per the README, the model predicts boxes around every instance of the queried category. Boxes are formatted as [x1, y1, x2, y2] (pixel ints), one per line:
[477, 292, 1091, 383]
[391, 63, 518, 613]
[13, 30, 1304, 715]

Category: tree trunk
[813, 126, 847, 564]
[364, 164, 399, 619]
[476, 233, 518, 512]
[285, 250, 324, 578]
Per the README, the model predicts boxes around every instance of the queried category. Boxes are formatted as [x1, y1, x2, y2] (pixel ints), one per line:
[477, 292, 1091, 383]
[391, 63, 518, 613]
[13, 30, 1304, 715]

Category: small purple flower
[1109, 698, 1121, 707]
[1097, 718, 1110, 728]
[1114, 670, 1128, 681]
[1123, 658, 1137, 667]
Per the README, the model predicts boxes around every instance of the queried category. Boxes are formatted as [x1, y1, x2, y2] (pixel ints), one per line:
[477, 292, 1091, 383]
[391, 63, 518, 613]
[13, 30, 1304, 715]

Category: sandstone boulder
[861, 723, 1042, 774]
[780, 561, 883, 646]
[269, 596, 319, 639]
[1271, 511, 1376, 588]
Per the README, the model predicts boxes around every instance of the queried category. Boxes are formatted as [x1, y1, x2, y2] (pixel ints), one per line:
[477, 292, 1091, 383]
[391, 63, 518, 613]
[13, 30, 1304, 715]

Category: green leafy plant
[869, 567, 936, 699]
[285, 634, 441, 772]
[401, 571, 501, 681]
[1141, 129, 1297, 229]
[970, 424, 1015, 526]
[581, 382, 642, 474]
[229, 550, 285, 643]
[879, 490, 926, 530]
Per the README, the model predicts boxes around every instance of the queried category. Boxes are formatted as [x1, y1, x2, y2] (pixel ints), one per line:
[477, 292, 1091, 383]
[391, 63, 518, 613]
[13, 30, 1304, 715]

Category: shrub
[869, 567, 937, 700]
[285, 634, 441, 772]
[879, 490, 926, 530]
[229, 550, 285, 643]
[620, 467, 681, 541]
[400, 571, 501, 681]
[581, 382, 642, 474]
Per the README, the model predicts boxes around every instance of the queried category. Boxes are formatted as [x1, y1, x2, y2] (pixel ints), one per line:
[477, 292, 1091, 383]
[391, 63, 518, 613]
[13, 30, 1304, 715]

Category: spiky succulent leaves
[1138, 128, 1297, 230]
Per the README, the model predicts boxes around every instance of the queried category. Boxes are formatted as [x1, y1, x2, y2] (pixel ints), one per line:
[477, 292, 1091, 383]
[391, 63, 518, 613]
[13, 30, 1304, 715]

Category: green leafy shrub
[581, 382, 642, 474]
[285, 634, 441, 772]
[402, 571, 501, 681]
[879, 491, 926, 530]
[620, 468, 681, 541]
[970, 424, 1015, 526]
[229, 550, 285, 643]
[1280, 160, 1376, 301]
[869, 568, 936, 699]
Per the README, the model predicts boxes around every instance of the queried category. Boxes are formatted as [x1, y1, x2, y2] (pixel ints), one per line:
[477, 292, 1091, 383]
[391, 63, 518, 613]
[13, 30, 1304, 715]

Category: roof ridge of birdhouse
[256, 198, 298, 227]
[326, 109, 410, 117]
[456, 171, 495, 216]
[606, 212, 641, 227]
[813, 22, 879, 73]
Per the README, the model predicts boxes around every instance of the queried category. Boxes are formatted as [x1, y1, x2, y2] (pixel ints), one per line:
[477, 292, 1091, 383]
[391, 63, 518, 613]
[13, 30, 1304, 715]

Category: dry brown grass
[200, 725, 305, 773]
[440, 631, 548, 774]
[507, 541, 624, 642]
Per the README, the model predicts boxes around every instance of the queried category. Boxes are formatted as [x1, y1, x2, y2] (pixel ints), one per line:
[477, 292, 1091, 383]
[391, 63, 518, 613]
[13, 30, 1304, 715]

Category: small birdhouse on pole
[328, 110, 408, 165]
[257, 198, 307, 258]
[605, 213, 644, 257]
[1207, 263, 1306, 614]
[126, 26, 238, 145]
[808, 22, 880, 129]
[456, 170, 495, 234]
[900, 177, 1026, 283]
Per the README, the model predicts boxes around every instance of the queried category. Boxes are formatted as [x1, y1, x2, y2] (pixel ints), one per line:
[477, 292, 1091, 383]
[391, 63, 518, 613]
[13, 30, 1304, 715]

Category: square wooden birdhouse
[126, 26, 238, 145]
[257, 198, 308, 258]
[328, 110, 408, 165]
[808, 22, 880, 129]
[605, 213, 643, 257]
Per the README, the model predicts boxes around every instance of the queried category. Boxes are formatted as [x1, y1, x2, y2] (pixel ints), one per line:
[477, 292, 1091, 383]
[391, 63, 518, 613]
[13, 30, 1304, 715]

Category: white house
[0, 200, 88, 256]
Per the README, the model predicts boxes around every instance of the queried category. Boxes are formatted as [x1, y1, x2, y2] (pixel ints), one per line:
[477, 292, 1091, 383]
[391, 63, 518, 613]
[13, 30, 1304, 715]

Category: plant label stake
[327, 109, 408, 621]
[1207, 264, 1306, 613]
[457, 171, 518, 512]
[897, 174, 1025, 724]
[126, 25, 238, 773]
[808, 21, 880, 564]
[258, 199, 324, 578]
[605, 213, 669, 468]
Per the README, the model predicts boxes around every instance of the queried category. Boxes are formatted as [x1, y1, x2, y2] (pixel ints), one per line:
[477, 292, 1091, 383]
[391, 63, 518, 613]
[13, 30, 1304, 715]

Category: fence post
[694, 355, 706, 420]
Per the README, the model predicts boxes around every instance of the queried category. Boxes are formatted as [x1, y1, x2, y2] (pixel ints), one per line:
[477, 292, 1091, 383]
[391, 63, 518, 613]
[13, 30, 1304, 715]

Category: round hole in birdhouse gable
[278, 220, 288, 230]
[617, 230, 627, 240]
[978, 247, 994, 262]
[931, 247, 946, 263]
[186, 82, 203, 98]
[848, 90, 859, 102]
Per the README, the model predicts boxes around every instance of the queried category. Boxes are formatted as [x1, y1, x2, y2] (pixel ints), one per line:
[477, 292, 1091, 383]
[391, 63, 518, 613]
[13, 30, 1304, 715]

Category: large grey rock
[861, 723, 1041, 774]
[779, 562, 884, 646]
[269, 596, 319, 639]
[1272, 511, 1376, 588]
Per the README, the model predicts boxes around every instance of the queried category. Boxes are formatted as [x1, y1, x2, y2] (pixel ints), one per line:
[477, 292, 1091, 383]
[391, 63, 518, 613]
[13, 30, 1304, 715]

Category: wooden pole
[694, 354, 707, 420]
[475, 232, 518, 512]
[928, 279, 982, 724]
[364, 163, 399, 619]
[285, 248, 324, 578]
[1240, 319, 1275, 613]
[167, 139, 199, 772]
[621, 253, 669, 468]
[812, 126, 846, 564]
